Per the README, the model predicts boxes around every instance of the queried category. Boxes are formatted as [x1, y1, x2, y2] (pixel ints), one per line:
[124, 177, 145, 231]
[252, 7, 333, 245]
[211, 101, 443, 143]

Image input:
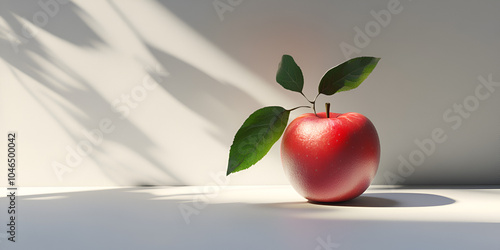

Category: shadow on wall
[1, 0, 183, 185]
[1, 0, 104, 47]
[145, 44, 262, 145]
[105, 0, 262, 145]
[1, 0, 262, 185]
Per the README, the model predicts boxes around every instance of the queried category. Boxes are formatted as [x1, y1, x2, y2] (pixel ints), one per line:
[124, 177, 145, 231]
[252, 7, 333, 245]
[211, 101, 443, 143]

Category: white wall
[1, 0, 499, 186]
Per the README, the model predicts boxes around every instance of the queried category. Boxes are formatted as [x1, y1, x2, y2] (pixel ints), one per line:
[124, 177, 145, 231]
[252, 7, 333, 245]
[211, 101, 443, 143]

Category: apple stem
[325, 103, 330, 118]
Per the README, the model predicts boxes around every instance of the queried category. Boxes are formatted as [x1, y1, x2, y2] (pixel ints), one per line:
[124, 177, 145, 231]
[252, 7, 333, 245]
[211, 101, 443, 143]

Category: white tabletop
[1, 185, 499, 250]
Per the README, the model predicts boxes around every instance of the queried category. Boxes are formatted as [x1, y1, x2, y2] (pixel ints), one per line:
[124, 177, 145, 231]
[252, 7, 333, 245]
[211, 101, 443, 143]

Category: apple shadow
[308, 192, 456, 207]
[375, 185, 500, 190]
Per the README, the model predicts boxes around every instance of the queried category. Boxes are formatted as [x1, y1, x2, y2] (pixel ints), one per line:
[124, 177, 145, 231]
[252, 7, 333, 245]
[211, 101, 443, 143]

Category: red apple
[280, 111, 380, 203]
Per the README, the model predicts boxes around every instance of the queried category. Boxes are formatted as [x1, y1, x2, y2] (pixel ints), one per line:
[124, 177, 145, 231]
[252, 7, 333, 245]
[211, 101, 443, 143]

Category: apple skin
[281, 112, 380, 203]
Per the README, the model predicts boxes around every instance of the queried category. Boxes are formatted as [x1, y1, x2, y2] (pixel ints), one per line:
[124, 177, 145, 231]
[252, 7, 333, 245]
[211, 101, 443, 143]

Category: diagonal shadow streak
[107, 0, 263, 146]
[0, 4, 183, 185]
[2, 0, 104, 47]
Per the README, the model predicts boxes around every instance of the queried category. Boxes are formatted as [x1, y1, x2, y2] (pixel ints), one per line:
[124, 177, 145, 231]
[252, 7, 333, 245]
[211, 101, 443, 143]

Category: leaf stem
[300, 92, 313, 103]
[312, 93, 321, 116]
[288, 105, 312, 112]
[299, 92, 322, 116]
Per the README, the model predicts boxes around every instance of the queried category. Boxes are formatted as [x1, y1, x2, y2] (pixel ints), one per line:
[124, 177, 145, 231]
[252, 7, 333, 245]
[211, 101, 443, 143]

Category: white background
[1, 0, 499, 186]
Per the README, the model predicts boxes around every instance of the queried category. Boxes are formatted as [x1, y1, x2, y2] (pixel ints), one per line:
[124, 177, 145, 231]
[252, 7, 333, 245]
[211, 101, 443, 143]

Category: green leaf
[276, 55, 304, 93]
[318, 57, 380, 96]
[227, 106, 290, 175]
